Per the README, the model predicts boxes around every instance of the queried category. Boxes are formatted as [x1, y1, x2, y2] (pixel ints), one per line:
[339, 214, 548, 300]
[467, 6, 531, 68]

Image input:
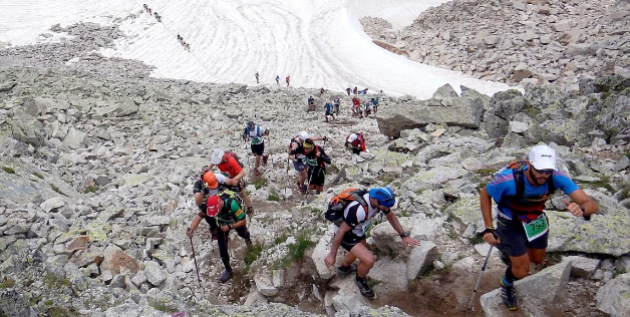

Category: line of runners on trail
[143, 4, 191, 51]
[186, 120, 369, 284]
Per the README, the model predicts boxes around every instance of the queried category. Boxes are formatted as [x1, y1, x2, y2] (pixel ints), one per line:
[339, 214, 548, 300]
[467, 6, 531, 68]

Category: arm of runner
[186, 215, 203, 237]
[385, 211, 419, 247]
[479, 187, 499, 245]
[564, 189, 598, 218]
[194, 192, 204, 207]
[324, 222, 352, 268]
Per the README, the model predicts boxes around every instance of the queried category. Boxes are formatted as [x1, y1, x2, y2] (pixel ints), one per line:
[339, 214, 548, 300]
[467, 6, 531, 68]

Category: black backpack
[325, 188, 369, 226]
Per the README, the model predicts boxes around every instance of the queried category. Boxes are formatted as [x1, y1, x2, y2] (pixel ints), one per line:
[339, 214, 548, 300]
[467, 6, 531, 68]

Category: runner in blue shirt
[479, 144, 598, 311]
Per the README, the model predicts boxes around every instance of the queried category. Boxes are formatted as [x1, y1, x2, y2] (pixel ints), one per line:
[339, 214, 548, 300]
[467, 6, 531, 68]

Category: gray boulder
[596, 273, 630, 317]
[376, 86, 486, 137]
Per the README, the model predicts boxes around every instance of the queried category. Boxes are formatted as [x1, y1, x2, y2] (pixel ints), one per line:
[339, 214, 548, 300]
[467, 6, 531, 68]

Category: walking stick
[467, 245, 493, 311]
[303, 166, 315, 205]
[188, 235, 202, 288]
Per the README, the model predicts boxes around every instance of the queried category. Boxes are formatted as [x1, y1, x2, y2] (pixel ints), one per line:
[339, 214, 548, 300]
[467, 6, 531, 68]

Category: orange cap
[202, 171, 219, 190]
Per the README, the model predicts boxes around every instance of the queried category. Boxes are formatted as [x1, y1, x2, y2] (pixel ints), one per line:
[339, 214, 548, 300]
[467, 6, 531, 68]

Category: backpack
[224, 151, 244, 168]
[245, 125, 262, 138]
[325, 188, 369, 225]
[503, 160, 556, 202]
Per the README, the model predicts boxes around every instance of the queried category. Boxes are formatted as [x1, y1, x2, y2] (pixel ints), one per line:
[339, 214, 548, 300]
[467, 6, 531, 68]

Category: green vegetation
[267, 191, 281, 202]
[475, 168, 496, 177]
[244, 242, 265, 267]
[83, 185, 98, 193]
[419, 264, 436, 279]
[467, 234, 485, 245]
[2, 166, 15, 174]
[612, 268, 626, 279]
[311, 208, 322, 215]
[272, 230, 316, 269]
[273, 234, 289, 245]
[149, 300, 178, 314]
[50, 185, 67, 196]
[578, 175, 616, 193]
[286, 231, 315, 261]
[0, 277, 15, 288]
[32, 171, 44, 179]
[43, 273, 71, 288]
[44, 300, 54, 306]
[46, 306, 78, 317]
[251, 176, 267, 190]
[521, 104, 541, 118]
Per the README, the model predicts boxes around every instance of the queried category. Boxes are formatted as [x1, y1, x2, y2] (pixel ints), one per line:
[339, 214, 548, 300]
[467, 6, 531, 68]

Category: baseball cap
[210, 149, 225, 165]
[206, 196, 221, 217]
[299, 131, 309, 140]
[528, 145, 557, 171]
[202, 171, 218, 189]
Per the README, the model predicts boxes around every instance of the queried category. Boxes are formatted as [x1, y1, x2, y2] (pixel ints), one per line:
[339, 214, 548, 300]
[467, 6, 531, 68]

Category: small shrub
[149, 301, 178, 314]
[287, 232, 315, 261]
[50, 185, 67, 196]
[0, 277, 15, 288]
[475, 168, 496, 177]
[2, 167, 15, 174]
[244, 242, 264, 267]
[267, 191, 281, 201]
[419, 264, 436, 279]
[83, 186, 98, 193]
[44, 300, 54, 306]
[46, 307, 70, 317]
[32, 171, 44, 179]
[273, 234, 289, 245]
[252, 177, 267, 190]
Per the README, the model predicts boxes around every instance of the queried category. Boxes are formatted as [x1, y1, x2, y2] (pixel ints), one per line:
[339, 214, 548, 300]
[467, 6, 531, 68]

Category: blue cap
[369, 187, 395, 208]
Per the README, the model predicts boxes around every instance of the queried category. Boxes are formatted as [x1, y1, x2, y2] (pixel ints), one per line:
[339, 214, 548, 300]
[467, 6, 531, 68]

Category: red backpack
[224, 151, 244, 168]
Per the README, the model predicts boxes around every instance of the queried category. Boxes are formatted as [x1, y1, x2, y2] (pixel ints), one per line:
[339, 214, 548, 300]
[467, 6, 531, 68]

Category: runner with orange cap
[187, 191, 252, 283]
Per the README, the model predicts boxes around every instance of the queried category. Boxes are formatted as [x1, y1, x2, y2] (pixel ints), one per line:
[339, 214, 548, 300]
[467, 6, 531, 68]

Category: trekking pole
[188, 235, 202, 288]
[467, 245, 493, 311]
[303, 167, 315, 205]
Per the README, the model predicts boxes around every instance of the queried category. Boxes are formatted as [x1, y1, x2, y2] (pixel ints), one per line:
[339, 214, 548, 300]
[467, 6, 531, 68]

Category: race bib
[522, 213, 548, 242]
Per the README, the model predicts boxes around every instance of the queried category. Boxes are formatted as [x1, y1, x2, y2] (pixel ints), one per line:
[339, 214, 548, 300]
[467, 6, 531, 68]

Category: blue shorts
[293, 160, 305, 172]
[496, 215, 549, 257]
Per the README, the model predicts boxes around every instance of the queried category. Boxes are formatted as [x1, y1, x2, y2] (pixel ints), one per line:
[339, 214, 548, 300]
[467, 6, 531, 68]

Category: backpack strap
[512, 166, 556, 201]
[349, 190, 369, 212]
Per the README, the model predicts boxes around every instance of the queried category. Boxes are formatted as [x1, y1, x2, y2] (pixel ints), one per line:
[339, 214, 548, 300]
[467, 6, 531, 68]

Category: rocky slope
[361, 0, 630, 91]
[1, 16, 630, 317]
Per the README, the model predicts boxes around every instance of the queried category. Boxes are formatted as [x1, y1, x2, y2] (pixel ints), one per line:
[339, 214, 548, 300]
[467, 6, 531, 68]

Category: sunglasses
[532, 166, 554, 175]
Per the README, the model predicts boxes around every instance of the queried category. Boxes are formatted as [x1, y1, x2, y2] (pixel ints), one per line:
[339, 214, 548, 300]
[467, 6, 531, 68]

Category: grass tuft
[2, 167, 15, 174]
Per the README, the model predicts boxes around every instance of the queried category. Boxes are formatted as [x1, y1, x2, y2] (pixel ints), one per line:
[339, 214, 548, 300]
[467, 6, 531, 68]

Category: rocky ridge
[1, 18, 630, 317]
[361, 0, 630, 91]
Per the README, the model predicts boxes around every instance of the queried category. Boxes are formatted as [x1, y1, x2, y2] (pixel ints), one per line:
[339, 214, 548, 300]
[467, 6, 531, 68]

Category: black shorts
[340, 231, 365, 251]
[496, 215, 549, 257]
[224, 181, 245, 193]
[326, 110, 333, 116]
[306, 166, 325, 186]
[251, 142, 264, 156]
[293, 160, 305, 172]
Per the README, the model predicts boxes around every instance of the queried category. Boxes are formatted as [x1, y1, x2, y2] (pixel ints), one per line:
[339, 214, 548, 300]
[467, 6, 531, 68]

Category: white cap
[347, 133, 358, 143]
[299, 131, 309, 140]
[528, 145, 557, 171]
[210, 149, 225, 165]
